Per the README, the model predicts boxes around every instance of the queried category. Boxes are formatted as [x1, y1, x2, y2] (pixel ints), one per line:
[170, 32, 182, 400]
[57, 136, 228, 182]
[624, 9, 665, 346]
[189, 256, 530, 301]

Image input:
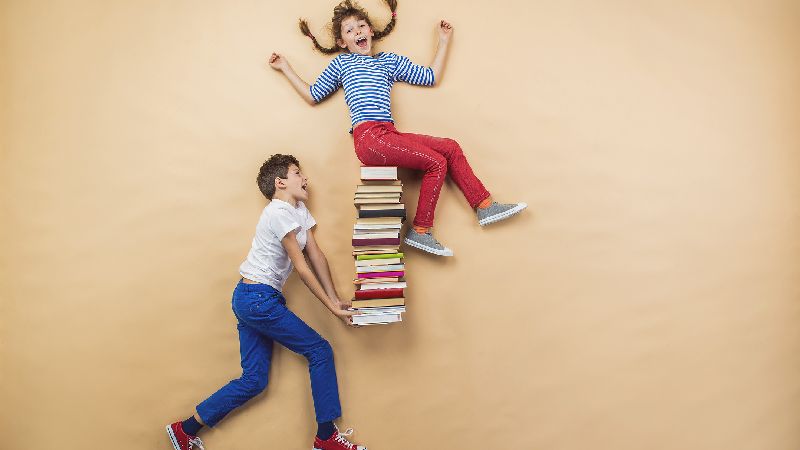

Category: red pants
[353, 121, 490, 228]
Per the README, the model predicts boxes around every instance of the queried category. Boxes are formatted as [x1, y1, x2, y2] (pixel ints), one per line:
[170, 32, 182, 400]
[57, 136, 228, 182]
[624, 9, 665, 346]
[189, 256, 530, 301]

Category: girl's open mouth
[356, 37, 368, 48]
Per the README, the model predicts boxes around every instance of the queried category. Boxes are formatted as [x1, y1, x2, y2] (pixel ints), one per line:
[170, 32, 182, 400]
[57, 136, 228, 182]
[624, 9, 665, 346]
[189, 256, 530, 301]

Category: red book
[354, 288, 404, 300]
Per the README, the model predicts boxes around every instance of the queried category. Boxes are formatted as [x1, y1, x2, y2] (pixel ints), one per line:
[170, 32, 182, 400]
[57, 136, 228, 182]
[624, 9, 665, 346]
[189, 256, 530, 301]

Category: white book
[356, 258, 402, 267]
[357, 281, 408, 291]
[351, 232, 400, 240]
[354, 306, 406, 314]
[360, 166, 398, 180]
[359, 203, 405, 211]
[354, 223, 403, 230]
[352, 313, 402, 325]
[356, 264, 405, 273]
[353, 229, 401, 235]
[354, 193, 402, 199]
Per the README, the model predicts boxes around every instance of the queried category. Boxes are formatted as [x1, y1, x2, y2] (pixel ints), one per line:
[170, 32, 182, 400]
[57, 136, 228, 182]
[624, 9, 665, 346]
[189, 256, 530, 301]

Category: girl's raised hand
[268, 52, 289, 71]
[438, 20, 453, 41]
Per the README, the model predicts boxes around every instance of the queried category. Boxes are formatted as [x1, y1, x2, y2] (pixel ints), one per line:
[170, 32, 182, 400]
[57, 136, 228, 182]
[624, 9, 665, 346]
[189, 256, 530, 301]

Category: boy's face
[277, 164, 309, 202]
[338, 16, 373, 55]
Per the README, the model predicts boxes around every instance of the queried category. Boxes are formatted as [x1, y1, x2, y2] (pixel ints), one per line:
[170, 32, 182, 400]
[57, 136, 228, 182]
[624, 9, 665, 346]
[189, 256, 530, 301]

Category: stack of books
[351, 166, 407, 325]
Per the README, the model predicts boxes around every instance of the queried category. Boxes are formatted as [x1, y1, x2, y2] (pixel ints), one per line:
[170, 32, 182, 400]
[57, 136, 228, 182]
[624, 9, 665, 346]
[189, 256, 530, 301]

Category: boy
[166, 154, 367, 450]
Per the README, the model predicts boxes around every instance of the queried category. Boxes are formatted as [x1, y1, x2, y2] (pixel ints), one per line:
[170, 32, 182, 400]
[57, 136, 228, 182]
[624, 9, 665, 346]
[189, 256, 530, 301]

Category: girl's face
[337, 16, 374, 55]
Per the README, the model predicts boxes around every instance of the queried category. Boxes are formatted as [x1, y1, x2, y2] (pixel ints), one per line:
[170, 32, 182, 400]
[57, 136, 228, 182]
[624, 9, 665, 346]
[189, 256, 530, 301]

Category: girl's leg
[195, 320, 273, 427]
[354, 123, 447, 228]
[399, 132, 491, 209]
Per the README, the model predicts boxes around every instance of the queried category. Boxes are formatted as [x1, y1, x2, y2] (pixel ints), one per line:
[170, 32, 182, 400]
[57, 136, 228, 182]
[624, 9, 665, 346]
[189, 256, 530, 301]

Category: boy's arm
[268, 53, 316, 106]
[282, 231, 356, 326]
[430, 20, 453, 84]
[303, 229, 350, 308]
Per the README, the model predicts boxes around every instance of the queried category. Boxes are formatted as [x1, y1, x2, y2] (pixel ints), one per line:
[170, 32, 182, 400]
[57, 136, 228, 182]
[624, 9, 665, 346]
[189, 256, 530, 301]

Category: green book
[356, 252, 404, 261]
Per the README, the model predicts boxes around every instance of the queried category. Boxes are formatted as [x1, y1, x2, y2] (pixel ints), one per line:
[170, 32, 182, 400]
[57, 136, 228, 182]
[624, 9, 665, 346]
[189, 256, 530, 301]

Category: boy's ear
[274, 176, 286, 191]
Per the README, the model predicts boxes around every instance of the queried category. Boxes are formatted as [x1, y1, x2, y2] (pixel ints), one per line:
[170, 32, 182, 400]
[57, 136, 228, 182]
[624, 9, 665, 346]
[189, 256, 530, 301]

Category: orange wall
[2, 1, 800, 449]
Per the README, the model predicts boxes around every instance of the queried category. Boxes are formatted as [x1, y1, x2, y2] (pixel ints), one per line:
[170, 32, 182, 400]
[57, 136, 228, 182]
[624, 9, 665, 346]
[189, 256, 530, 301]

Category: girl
[269, 0, 526, 257]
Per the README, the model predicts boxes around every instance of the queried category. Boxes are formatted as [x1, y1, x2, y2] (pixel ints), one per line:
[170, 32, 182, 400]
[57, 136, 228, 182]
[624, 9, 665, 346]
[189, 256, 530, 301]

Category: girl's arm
[269, 53, 315, 106]
[282, 231, 356, 326]
[430, 20, 453, 84]
[303, 229, 350, 309]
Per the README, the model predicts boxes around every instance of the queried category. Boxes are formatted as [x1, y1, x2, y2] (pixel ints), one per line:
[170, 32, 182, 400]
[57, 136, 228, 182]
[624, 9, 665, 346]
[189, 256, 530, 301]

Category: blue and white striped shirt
[309, 52, 435, 127]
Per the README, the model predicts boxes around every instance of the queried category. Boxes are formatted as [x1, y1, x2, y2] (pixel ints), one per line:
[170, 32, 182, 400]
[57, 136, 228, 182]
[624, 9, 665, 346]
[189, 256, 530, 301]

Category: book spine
[357, 271, 405, 279]
[358, 209, 406, 219]
[352, 238, 401, 246]
[356, 253, 404, 260]
[354, 288, 404, 300]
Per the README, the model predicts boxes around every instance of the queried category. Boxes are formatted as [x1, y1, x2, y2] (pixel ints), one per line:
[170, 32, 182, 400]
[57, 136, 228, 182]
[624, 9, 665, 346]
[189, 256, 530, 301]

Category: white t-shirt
[239, 199, 316, 291]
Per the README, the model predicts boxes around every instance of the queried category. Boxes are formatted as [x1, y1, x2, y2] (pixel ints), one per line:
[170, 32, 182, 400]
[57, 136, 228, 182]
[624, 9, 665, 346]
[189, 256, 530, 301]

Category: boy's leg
[194, 320, 273, 427]
[354, 123, 447, 228]
[237, 292, 342, 424]
[399, 131, 491, 209]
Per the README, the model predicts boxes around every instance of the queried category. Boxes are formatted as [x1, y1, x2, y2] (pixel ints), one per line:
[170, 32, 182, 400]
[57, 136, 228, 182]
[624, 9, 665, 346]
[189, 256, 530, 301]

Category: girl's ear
[336, 39, 348, 49]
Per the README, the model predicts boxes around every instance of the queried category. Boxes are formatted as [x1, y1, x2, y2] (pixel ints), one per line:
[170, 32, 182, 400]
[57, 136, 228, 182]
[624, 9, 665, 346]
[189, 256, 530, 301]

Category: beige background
[2, 0, 800, 449]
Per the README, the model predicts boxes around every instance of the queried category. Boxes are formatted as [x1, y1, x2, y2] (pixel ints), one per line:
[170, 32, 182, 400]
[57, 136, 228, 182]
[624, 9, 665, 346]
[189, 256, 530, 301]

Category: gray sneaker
[477, 202, 528, 226]
[403, 229, 454, 256]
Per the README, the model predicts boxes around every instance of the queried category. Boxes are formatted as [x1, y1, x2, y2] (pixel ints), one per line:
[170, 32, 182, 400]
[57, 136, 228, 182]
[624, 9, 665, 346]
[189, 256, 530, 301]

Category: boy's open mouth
[356, 37, 368, 49]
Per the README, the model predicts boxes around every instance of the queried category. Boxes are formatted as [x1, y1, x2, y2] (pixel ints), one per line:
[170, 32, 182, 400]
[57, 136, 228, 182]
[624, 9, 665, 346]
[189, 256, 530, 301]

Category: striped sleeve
[309, 57, 342, 103]
[390, 53, 435, 86]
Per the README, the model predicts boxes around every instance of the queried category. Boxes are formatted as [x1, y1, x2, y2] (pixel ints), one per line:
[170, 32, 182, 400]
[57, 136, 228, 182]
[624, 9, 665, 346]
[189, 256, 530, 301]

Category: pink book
[357, 271, 405, 279]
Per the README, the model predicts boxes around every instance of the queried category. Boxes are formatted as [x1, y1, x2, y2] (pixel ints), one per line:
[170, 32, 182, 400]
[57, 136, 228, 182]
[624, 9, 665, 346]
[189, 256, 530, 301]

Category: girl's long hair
[298, 0, 398, 54]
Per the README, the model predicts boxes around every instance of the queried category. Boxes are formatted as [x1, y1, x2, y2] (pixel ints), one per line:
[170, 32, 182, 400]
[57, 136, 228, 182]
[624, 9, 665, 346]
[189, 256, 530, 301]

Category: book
[352, 248, 401, 255]
[356, 258, 402, 267]
[356, 253, 404, 260]
[352, 314, 402, 325]
[353, 277, 402, 284]
[356, 264, 404, 273]
[354, 197, 402, 205]
[352, 238, 401, 247]
[356, 281, 407, 290]
[359, 204, 405, 211]
[352, 297, 405, 307]
[355, 217, 402, 225]
[354, 192, 402, 199]
[353, 229, 401, 235]
[354, 306, 406, 315]
[354, 288, 404, 300]
[354, 224, 402, 231]
[358, 209, 406, 219]
[357, 271, 404, 279]
[360, 166, 398, 180]
[355, 184, 403, 194]
[351, 232, 400, 239]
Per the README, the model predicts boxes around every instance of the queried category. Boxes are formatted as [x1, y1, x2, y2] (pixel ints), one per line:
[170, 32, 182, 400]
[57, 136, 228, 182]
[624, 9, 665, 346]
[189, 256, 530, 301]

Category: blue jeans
[196, 280, 342, 426]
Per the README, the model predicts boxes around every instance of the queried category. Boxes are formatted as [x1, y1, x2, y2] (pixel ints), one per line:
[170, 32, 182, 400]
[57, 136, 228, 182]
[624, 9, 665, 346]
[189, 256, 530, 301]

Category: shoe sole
[166, 425, 182, 450]
[479, 203, 527, 227]
[403, 237, 454, 256]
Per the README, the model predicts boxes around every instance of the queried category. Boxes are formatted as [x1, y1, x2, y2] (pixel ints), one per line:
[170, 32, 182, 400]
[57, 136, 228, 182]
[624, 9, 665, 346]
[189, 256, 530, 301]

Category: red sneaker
[166, 421, 205, 450]
[313, 427, 367, 450]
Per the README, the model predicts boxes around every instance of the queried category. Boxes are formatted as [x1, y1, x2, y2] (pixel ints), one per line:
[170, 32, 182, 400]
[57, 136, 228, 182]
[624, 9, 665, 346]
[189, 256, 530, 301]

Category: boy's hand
[333, 308, 359, 328]
[438, 20, 453, 42]
[268, 52, 289, 71]
[336, 297, 352, 310]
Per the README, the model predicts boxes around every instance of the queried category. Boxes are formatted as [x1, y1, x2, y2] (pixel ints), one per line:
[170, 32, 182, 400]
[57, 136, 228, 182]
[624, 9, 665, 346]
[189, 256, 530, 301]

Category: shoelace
[335, 428, 356, 449]
[188, 436, 205, 450]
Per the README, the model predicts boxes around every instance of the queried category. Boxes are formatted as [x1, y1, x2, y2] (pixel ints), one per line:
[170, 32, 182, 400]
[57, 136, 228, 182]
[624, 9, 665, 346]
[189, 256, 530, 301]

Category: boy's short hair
[257, 154, 300, 199]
